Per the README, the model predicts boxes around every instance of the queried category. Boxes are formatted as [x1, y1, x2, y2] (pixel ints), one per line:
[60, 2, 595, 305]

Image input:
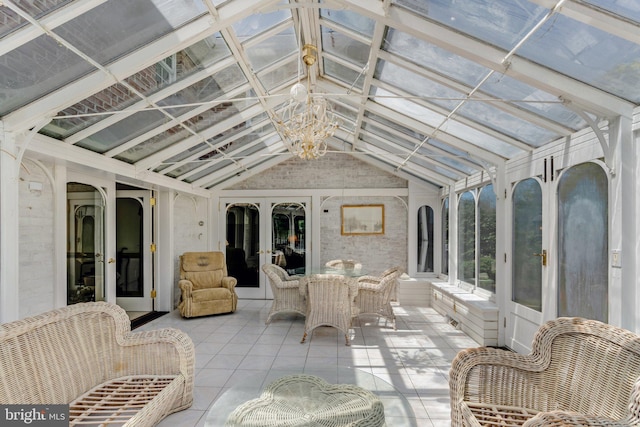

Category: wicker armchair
[178, 251, 238, 318]
[300, 274, 357, 346]
[262, 264, 306, 324]
[325, 259, 362, 273]
[449, 317, 640, 427]
[354, 266, 403, 329]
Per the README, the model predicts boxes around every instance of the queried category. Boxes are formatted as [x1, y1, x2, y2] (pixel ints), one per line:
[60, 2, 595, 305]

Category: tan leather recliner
[178, 251, 238, 318]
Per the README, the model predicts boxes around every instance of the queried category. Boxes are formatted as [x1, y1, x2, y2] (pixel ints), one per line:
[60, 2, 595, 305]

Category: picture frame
[341, 204, 384, 235]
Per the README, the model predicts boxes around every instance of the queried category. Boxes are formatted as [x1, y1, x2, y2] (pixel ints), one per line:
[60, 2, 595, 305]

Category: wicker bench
[449, 317, 640, 426]
[0, 302, 194, 427]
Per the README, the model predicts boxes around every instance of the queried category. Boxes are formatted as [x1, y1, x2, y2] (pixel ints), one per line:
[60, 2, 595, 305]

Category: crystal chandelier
[276, 44, 340, 160]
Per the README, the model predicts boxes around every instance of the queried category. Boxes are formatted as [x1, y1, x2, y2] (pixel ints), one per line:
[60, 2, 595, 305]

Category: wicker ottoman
[225, 374, 386, 426]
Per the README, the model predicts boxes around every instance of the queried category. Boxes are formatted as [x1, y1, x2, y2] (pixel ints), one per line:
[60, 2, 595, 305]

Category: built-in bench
[429, 281, 498, 346]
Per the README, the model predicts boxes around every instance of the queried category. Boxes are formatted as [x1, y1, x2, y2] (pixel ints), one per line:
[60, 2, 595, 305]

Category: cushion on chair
[181, 252, 225, 272]
[191, 288, 232, 303]
[182, 270, 224, 290]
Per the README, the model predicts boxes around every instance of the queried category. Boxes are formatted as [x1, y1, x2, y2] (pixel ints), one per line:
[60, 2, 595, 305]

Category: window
[417, 205, 434, 272]
[478, 184, 496, 293]
[441, 198, 449, 275]
[512, 178, 542, 311]
[557, 162, 608, 321]
[156, 54, 177, 86]
[457, 191, 476, 283]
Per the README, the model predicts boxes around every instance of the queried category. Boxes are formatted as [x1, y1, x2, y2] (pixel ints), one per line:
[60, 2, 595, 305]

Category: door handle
[533, 249, 547, 266]
[108, 258, 116, 264]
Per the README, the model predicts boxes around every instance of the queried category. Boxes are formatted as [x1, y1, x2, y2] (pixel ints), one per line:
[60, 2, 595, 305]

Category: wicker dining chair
[262, 264, 306, 324]
[300, 274, 356, 346]
[354, 266, 403, 329]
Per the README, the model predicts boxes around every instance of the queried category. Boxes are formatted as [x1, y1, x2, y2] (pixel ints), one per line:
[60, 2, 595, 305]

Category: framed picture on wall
[341, 204, 384, 235]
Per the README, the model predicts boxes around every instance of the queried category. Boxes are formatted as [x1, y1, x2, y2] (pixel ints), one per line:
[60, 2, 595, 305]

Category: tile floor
[138, 300, 478, 427]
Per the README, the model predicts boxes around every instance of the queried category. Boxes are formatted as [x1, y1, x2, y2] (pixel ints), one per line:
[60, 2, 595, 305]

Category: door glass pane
[226, 203, 260, 287]
[116, 198, 143, 297]
[458, 191, 475, 283]
[442, 198, 449, 275]
[272, 203, 306, 275]
[417, 205, 434, 273]
[478, 184, 496, 293]
[67, 183, 105, 304]
[558, 163, 608, 321]
[512, 179, 542, 311]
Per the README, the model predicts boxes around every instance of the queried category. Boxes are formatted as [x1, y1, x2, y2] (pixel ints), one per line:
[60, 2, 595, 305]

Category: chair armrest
[117, 328, 195, 406]
[357, 275, 381, 284]
[178, 279, 193, 298]
[221, 276, 238, 290]
[278, 279, 300, 289]
[450, 347, 546, 426]
[523, 410, 631, 427]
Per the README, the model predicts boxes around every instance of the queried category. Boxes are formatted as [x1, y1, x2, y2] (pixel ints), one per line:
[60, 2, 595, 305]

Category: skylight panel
[457, 102, 559, 147]
[584, 0, 640, 24]
[76, 110, 169, 153]
[393, 0, 547, 51]
[246, 27, 297, 72]
[321, 26, 370, 68]
[256, 56, 298, 92]
[375, 59, 462, 111]
[320, 8, 375, 38]
[116, 92, 259, 163]
[0, 0, 73, 37]
[383, 28, 487, 87]
[518, 13, 640, 103]
[0, 33, 95, 116]
[323, 58, 365, 91]
[52, 0, 207, 66]
[371, 86, 446, 129]
[480, 73, 585, 131]
[232, 0, 291, 41]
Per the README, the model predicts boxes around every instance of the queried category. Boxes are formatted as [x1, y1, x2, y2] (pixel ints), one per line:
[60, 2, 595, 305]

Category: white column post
[0, 122, 21, 322]
[612, 116, 638, 331]
[448, 185, 458, 284]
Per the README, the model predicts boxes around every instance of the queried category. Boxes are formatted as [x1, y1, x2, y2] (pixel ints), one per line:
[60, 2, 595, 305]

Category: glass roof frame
[0, 0, 638, 192]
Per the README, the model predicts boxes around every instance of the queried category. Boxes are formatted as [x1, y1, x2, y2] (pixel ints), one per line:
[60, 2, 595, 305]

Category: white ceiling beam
[27, 134, 211, 197]
[530, 0, 640, 44]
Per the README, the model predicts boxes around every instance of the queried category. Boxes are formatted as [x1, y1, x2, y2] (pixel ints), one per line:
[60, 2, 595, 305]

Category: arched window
[417, 205, 434, 272]
[557, 162, 608, 321]
[458, 191, 476, 283]
[478, 184, 496, 293]
[512, 179, 542, 311]
[441, 198, 449, 275]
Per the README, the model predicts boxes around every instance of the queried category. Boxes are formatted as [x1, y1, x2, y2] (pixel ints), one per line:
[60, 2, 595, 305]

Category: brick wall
[173, 193, 209, 307]
[227, 153, 408, 273]
[19, 161, 56, 317]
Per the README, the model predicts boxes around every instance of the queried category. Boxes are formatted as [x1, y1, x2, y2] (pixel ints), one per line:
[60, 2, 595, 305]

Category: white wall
[18, 159, 56, 317]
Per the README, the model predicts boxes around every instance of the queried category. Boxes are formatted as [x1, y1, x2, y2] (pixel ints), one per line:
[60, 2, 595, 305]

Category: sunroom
[1, 0, 640, 419]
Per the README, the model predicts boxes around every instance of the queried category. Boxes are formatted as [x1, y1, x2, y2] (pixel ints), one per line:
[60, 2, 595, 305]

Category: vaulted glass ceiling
[1, 0, 638, 191]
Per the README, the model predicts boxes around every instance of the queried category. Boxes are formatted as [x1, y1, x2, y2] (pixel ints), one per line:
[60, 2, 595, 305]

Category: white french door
[115, 190, 154, 312]
[220, 197, 310, 299]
